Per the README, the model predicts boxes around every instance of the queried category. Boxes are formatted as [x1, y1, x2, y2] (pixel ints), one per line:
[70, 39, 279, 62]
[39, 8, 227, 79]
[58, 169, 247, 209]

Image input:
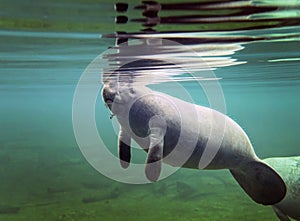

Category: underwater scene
[1, 0, 300, 220]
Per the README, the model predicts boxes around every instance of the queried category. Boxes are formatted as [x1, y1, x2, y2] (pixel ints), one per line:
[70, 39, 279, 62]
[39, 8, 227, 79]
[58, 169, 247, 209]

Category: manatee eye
[129, 88, 135, 94]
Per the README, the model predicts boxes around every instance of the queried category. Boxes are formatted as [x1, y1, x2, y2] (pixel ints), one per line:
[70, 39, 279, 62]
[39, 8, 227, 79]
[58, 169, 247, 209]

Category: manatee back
[128, 93, 181, 155]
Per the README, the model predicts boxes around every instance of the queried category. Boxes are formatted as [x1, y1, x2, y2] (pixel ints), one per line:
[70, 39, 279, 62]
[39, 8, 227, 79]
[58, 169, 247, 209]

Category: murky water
[0, 0, 300, 220]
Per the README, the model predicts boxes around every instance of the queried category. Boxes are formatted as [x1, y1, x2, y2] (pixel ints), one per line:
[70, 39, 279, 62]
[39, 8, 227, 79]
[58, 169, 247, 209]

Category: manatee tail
[230, 160, 286, 205]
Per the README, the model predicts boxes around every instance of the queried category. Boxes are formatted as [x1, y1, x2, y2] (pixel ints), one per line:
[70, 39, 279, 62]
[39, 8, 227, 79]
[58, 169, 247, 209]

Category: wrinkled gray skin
[264, 157, 300, 221]
[102, 80, 286, 205]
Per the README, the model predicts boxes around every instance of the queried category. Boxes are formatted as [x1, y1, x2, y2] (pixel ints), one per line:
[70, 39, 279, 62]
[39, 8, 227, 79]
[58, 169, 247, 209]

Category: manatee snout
[102, 85, 117, 110]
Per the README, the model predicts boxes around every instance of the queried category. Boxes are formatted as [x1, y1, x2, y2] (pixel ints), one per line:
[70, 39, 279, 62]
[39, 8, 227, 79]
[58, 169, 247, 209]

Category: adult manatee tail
[230, 160, 286, 205]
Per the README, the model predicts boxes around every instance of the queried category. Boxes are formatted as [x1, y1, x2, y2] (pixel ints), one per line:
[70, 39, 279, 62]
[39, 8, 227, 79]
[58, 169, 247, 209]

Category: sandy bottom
[0, 141, 278, 221]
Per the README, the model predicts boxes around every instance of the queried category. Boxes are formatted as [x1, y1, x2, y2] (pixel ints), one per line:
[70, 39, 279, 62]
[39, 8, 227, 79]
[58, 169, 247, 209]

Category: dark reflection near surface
[115, 0, 300, 31]
[102, 0, 300, 85]
[102, 37, 243, 85]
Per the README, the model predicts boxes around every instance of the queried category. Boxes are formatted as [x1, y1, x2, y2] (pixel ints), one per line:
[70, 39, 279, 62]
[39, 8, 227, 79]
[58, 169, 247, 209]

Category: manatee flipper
[272, 206, 291, 221]
[230, 161, 286, 205]
[118, 128, 131, 168]
[145, 127, 164, 182]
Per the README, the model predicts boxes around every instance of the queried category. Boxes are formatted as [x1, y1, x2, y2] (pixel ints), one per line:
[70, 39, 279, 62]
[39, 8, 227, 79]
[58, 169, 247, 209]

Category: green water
[1, 0, 300, 220]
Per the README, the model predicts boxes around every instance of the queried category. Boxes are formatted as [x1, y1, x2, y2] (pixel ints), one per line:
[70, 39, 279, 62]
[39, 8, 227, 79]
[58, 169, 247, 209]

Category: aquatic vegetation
[176, 181, 195, 199]
[0, 205, 20, 214]
[82, 187, 121, 203]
